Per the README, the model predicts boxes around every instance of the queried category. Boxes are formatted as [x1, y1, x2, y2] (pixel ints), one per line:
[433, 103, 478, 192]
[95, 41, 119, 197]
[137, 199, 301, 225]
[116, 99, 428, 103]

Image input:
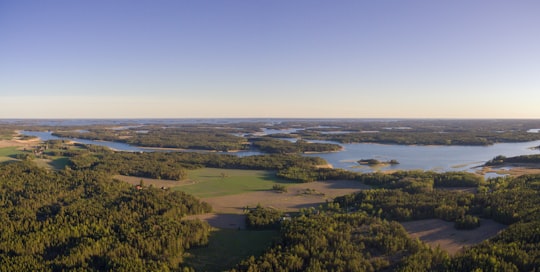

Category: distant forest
[10, 119, 540, 153]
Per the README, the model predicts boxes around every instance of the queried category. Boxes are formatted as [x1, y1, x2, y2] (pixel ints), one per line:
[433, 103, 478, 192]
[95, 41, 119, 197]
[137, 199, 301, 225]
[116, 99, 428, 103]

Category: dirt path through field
[401, 218, 507, 255]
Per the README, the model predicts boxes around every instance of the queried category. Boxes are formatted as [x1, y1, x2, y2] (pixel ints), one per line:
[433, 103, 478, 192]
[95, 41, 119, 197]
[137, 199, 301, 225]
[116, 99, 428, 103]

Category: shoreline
[478, 163, 540, 177]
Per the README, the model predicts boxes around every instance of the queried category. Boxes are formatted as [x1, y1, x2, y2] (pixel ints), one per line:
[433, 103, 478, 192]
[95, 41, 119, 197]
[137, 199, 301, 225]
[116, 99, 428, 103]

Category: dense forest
[66, 148, 327, 182]
[0, 161, 211, 271]
[53, 128, 250, 152]
[251, 138, 342, 154]
[233, 212, 449, 272]
[234, 174, 540, 271]
[298, 130, 540, 146]
[486, 154, 540, 166]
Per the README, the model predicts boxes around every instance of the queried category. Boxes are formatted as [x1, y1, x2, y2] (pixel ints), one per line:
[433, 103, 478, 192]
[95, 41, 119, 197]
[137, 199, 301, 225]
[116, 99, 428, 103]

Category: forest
[233, 174, 540, 271]
[486, 154, 540, 166]
[251, 138, 342, 154]
[66, 147, 327, 181]
[0, 161, 212, 271]
[1, 119, 540, 271]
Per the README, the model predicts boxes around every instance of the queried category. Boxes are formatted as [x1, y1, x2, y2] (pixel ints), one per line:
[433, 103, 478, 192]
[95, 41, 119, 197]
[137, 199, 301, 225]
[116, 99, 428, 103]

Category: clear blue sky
[1, 0, 539, 118]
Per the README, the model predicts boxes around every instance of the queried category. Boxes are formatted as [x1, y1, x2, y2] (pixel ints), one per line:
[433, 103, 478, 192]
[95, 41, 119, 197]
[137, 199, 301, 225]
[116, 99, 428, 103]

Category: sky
[1, 0, 539, 119]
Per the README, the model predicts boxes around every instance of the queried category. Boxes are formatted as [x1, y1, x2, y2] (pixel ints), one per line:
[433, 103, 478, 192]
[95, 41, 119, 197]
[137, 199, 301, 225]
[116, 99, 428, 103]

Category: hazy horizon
[2, 1, 539, 119]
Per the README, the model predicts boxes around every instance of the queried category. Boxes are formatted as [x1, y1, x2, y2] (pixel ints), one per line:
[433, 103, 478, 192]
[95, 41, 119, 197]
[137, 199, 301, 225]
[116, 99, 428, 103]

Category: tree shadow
[204, 213, 246, 229]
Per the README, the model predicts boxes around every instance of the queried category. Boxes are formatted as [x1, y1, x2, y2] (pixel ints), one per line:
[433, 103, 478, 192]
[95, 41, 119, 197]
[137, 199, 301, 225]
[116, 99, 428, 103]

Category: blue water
[21, 131, 148, 152]
[306, 140, 540, 173]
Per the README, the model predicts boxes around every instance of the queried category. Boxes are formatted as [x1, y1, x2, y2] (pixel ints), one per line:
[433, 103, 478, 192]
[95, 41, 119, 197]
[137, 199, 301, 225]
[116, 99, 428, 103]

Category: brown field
[0, 138, 40, 149]
[401, 218, 506, 255]
[186, 180, 370, 229]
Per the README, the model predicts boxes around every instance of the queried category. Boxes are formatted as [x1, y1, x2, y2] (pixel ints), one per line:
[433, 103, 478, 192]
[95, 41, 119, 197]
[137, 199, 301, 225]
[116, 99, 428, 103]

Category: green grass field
[185, 229, 280, 271]
[0, 147, 22, 162]
[177, 168, 292, 198]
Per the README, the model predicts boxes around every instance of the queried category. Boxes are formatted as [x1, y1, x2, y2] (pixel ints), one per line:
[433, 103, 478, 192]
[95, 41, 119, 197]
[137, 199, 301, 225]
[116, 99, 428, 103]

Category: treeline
[486, 154, 540, 166]
[298, 131, 540, 146]
[68, 150, 327, 181]
[53, 128, 249, 151]
[333, 172, 538, 226]
[245, 205, 283, 230]
[235, 173, 540, 271]
[449, 175, 540, 271]
[357, 170, 483, 191]
[332, 174, 540, 271]
[251, 138, 342, 154]
[277, 167, 484, 185]
[233, 212, 448, 272]
[0, 161, 211, 271]
[334, 189, 477, 223]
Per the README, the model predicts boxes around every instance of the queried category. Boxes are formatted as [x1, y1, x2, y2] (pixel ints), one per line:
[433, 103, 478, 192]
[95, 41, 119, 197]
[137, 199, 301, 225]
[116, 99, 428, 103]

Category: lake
[307, 140, 540, 173]
[21, 131, 540, 173]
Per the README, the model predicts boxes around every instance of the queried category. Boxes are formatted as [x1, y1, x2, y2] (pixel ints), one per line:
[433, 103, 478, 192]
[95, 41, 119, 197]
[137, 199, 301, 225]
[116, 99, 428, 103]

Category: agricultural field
[178, 168, 292, 198]
[401, 218, 507, 255]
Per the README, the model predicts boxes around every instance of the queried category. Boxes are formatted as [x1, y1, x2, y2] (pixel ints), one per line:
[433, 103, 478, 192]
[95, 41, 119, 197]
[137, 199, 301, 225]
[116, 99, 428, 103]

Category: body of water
[22, 131, 148, 152]
[21, 131, 540, 173]
[307, 140, 540, 173]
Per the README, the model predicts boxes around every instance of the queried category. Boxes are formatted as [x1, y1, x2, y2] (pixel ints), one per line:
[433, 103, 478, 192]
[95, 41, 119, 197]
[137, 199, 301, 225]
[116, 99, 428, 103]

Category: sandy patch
[401, 218, 506, 255]
[0, 138, 40, 149]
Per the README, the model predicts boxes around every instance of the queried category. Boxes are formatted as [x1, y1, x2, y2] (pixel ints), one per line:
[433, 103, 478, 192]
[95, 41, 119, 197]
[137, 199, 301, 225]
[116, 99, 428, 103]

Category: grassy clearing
[0, 147, 22, 162]
[177, 168, 292, 198]
[185, 229, 279, 271]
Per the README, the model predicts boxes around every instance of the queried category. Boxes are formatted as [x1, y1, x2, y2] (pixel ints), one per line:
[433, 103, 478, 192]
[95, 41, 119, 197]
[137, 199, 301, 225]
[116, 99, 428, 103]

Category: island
[358, 158, 400, 166]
